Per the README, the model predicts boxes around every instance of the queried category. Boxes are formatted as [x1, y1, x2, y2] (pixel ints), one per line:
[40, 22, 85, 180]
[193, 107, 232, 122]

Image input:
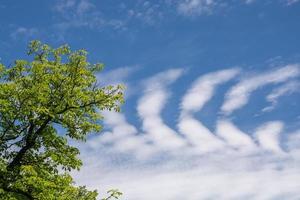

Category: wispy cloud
[52, 0, 164, 34]
[221, 64, 300, 115]
[181, 68, 240, 114]
[52, 0, 125, 36]
[216, 119, 256, 151]
[124, 1, 164, 25]
[72, 66, 300, 199]
[178, 115, 225, 152]
[97, 67, 137, 86]
[176, 0, 217, 16]
[286, 0, 300, 5]
[76, 139, 300, 199]
[96, 66, 138, 99]
[255, 121, 284, 153]
[174, 0, 298, 16]
[178, 68, 239, 153]
[137, 69, 187, 150]
[92, 111, 153, 159]
[262, 81, 300, 112]
[10, 27, 39, 41]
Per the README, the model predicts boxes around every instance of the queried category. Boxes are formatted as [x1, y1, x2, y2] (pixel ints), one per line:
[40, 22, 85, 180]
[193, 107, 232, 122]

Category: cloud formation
[216, 119, 256, 151]
[72, 66, 300, 200]
[10, 27, 39, 41]
[52, 0, 125, 36]
[181, 68, 240, 114]
[262, 80, 300, 112]
[175, 0, 299, 16]
[221, 64, 300, 115]
[177, 0, 217, 16]
[137, 69, 187, 150]
[178, 68, 239, 153]
[254, 121, 284, 153]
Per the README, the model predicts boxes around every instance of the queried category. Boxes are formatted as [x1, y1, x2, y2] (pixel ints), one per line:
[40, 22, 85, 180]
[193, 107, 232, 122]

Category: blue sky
[1, 0, 300, 199]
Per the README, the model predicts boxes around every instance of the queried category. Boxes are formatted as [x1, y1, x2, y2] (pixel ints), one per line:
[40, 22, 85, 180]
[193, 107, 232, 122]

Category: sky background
[1, 0, 300, 199]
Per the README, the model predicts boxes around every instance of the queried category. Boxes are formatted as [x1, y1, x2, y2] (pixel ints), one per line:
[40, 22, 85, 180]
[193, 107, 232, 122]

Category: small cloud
[175, 0, 294, 17]
[216, 119, 256, 151]
[125, 2, 164, 25]
[262, 81, 300, 112]
[255, 121, 284, 153]
[244, 0, 255, 4]
[10, 27, 39, 41]
[137, 69, 187, 150]
[97, 66, 138, 86]
[52, 0, 126, 37]
[53, 0, 76, 13]
[180, 68, 239, 114]
[178, 115, 225, 153]
[286, 0, 300, 5]
[77, 0, 94, 15]
[96, 66, 138, 99]
[221, 64, 300, 115]
[177, 0, 217, 16]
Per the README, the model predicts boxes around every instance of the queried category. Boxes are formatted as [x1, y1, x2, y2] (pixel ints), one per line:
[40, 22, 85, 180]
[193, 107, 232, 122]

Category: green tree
[0, 41, 124, 200]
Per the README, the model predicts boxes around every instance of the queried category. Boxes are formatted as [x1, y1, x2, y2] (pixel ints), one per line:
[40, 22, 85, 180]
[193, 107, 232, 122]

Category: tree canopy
[0, 41, 123, 200]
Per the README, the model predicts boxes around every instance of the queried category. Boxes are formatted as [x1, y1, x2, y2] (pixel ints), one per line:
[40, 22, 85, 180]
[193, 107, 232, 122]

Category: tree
[0, 41, 124, 200]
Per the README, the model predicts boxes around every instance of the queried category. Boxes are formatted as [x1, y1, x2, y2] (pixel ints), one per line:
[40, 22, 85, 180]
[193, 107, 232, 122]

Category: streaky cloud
[72, 66, 300, 199]
[221, 64, 300, 115]
[262, 80, 300, 112]
[181, 68, 240, 114]
[178, 116, 225, 153]
[177, 0, 216, 16]
[87, 110, 155, 159]
[178, 68, 240, 153]
[255, 121, 284, 153]
[137, 69, 187, 150]
[216, 119, 256, 151]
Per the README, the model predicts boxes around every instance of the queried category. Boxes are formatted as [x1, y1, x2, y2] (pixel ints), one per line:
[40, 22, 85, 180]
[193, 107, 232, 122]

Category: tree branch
[2, 186, 34, 200]
[7, 117, 51, 170]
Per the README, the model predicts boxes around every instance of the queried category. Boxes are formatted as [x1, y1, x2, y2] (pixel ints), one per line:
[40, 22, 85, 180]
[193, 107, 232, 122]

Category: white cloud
[52, 0, 125, 36]
[86, 110, 154, 160]
[97, 66, 137, 86]
[10, 27, 38, 40]
[90, 111, 137, 145]
[216, 119, 256, 151]
[84, 69, 189, 161]
[126, 1, 163, 25]
[142, 68, 184, 91]
[287, 130, 300, 162]
[286, 0, 300, 5]
[76, 0, 94, 15]
[178, 69, 239, 153]
[96, 66, 138, 98]
[181, 68, 239, 114]
[74, 149, 300, 200]
[262, 81, 300, 112]
[177, 0, 216, 16]
[175, 0, 259, 16]
[178, 115, 225, 153]
[221, 64, 300, 115]
[255, 121, 284, 153]
[71, 67, 300, 199]
[287, 130, 300, 152]
[267, 81, 300, 103]
[137, 69, 187, 150]
[244, 0, 255, 4]
[174, 0, 300, 18]
[53, 0, 76, 13]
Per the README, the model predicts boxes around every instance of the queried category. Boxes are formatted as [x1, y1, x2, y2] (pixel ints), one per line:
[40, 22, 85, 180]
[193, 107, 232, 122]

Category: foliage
[101, 189, 123, 200]
[0, 41, 124, 199]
